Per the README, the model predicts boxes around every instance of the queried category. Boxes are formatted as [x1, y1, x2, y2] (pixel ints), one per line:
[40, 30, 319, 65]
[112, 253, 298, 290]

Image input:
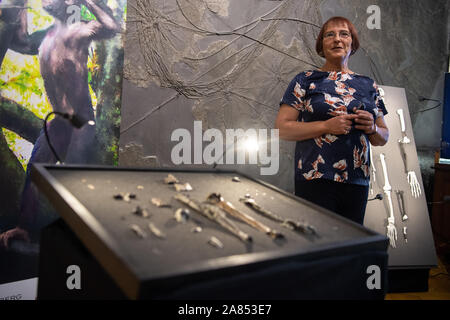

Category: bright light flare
[242, 136, 259, 152]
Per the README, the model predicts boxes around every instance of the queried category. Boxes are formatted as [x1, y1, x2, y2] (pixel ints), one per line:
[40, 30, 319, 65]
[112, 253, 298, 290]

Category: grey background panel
[364, 85, 438, 268]
[119, 0, 443, 270]
[120, 0, 449, 199]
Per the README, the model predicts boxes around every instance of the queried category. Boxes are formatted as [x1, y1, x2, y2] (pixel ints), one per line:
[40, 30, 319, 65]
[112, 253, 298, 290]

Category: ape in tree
[37, 0, 120, 163]
[0, 0, 120, 248]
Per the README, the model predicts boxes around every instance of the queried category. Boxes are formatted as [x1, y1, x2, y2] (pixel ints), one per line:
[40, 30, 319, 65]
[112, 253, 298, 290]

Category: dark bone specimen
[132, 206, 150, 218]
[174, 208, 190, 223]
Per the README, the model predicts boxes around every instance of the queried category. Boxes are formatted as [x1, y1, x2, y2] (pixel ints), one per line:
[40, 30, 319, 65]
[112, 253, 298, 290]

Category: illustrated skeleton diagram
[368, 88, 418, 248]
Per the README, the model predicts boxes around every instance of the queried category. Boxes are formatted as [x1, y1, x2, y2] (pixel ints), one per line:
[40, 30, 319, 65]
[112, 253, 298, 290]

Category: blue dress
[280, 70, 388, 186]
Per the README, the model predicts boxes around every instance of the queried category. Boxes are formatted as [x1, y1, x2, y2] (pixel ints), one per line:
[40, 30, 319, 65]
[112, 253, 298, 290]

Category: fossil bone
[239, 195, 317, 235]
[113, 192, 136, 202]
[132, 205, 150, 218]
[151, 198, 172, 208]
[130, 224, 147, 238]
[174, 208, 190, 223]
[174, 183, 193, 192]
[208, 236, 224, 249]
[174, 193, 252, 243]
[206, 193, 284, 239]
[148, 222, 166, 239]
[164, 174, 179, 184]
[191, 226, 203, 233]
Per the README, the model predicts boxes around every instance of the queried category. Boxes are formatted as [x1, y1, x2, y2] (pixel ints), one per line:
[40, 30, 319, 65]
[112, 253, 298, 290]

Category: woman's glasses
[323, 31, 351, 39]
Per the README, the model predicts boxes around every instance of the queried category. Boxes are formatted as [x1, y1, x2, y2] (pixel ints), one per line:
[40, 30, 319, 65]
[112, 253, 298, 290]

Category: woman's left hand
[353, 108, 376, 135]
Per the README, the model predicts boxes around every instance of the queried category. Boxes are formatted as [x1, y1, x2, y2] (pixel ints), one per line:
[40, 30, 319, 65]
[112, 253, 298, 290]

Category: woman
[275, 16, 389, 224]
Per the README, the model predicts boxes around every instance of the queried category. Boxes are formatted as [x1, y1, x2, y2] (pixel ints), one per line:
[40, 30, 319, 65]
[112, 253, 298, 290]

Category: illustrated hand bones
[407, 172, 421, 199]
[380, 153, 398, 248]
[396, 109, 421, 198]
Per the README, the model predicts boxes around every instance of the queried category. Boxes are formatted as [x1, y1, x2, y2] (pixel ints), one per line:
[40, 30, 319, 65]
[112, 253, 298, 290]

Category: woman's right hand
[325, 114, 357, 135]
[276, 105, 357, 141]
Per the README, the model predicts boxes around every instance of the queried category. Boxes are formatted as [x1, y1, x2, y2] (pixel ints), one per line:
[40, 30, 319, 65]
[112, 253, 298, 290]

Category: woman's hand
[324, 114, 357, 135]
[276, 105, 330, 141]
[353, 108, 376, 134]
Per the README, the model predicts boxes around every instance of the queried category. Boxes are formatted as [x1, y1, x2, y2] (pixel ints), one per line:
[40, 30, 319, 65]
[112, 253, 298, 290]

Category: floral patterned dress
[280, 70, 387, 186]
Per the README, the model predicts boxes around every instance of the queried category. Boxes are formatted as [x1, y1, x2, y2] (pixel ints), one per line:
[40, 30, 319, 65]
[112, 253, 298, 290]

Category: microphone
[67, 113, 95, 128]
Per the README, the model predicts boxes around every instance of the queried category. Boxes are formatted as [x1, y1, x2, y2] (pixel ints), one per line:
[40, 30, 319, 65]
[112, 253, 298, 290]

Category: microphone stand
[43, 111, 95, 164]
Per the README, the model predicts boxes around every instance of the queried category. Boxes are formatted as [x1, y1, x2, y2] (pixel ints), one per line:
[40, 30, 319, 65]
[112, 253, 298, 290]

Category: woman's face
[322, 21, 353, 62]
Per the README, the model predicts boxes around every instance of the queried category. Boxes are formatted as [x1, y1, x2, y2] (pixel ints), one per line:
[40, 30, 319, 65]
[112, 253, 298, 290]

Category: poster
[0, 0, 126, 299]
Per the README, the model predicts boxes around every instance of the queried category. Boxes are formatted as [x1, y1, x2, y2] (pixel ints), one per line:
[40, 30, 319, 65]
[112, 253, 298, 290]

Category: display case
[33, 164, 388, 299]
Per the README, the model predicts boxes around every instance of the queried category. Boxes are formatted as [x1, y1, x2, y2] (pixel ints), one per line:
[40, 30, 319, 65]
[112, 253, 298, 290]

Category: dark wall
[120, 0, 449, 200]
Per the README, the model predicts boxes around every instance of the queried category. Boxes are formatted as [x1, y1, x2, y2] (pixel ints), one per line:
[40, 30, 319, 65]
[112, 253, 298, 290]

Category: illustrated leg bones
[380, 153, 398, 248]
[395, 190, 408, 222]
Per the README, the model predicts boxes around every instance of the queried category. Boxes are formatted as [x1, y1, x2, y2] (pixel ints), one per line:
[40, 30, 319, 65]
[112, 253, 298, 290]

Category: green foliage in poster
[81, 5, 97, 21]
[2, 129, 30, 170]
